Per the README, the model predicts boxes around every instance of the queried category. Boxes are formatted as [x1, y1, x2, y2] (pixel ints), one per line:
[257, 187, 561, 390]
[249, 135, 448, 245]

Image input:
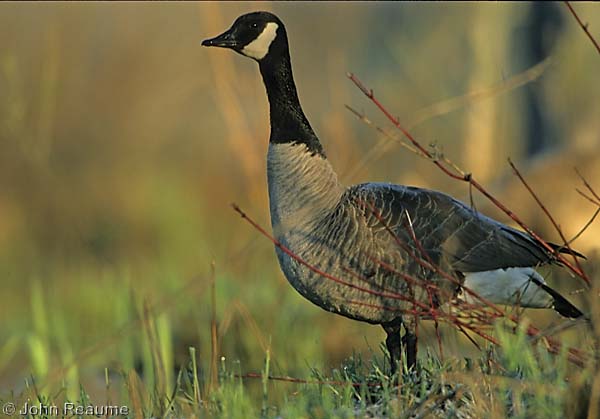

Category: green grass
[2, 269, 598, 419]
[2, 322, 596, 418]
[1, 3, 600, 418]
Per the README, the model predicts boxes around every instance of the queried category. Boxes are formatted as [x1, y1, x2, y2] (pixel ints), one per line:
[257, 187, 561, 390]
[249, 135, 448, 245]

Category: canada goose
[202, 11, 584, 372]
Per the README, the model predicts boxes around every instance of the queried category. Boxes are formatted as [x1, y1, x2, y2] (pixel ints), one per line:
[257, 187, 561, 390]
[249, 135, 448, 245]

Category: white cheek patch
[242, 22, 278, 60]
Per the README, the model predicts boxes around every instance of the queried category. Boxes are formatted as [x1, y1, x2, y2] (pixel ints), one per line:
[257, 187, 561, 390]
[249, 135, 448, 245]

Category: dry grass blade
[210, 261, 219, 390]
[233, 300, 270, 354]
[343, 105, 467, 184]
[199, 2, 262, 190]
[344, 59, 550, 185]
[342, 105, 422, 182]
[346, 72, 465, 181]
[127, 370, 146, 419]
[411, 388, 459, 419]
[142, 300, 167, 401]
[407, 59, 551, 129]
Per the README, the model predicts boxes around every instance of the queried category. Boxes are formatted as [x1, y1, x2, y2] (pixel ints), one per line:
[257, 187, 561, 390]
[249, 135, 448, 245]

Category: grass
[1, 2, 600, 418]
[1, 255, 598, 418]
[2, 319, 597, 418]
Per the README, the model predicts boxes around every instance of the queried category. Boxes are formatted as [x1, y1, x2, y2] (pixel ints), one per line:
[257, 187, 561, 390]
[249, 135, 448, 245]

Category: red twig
[231, 204, 499, 339]
[343, 299, 502, 347]
[357, 197, 510, 318]
[236, 372, 383, 387]
[347, 72, 590, 286]
[576, 189, 600, 208]
[564, 1, 600, 56]
[339, 265, 427, 308]
[232, 203, 476, 324]
[398, 207, 588, 367]
[232, 203, 411, 303]
[576, 168, 600, 203]
[231, 203, 589, 367]
[508, 158, 585, 276]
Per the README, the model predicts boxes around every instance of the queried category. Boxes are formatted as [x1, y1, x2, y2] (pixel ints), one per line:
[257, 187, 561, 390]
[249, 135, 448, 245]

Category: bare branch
[236, 372, 384, 387]
[232, 203, 589, 367]
[564, 2, 600, 56]
[576, 189, 600, 208]
[344, 105, 466, 182]
[576, 168, 600, 203]
[567, 207, 600, 247]
[347, 72, 590, 285]
[508, 158, 586, 275]
[232, 203, 416, 303]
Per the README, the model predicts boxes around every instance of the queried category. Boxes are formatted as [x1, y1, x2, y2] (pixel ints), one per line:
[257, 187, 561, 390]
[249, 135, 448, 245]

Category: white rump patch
[242, 22, 278, 60]
[460, 267, 553, 308]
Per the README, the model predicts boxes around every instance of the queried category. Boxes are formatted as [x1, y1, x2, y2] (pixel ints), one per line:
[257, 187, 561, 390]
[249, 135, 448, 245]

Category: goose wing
[350, 183, 567, 272]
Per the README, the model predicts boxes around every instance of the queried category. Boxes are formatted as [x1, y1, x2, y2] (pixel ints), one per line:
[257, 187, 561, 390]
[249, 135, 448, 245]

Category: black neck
[259, 48, 325, 157]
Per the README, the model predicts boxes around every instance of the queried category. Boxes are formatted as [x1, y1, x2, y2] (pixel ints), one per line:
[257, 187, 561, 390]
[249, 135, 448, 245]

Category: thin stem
[508, 158, 585, 276]
[564, 2, 600, 56]
[347, 72, 590, 286]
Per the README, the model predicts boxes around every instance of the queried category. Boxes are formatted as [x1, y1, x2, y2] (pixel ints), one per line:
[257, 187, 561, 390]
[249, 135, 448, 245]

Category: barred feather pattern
[267, 143, 559, 326]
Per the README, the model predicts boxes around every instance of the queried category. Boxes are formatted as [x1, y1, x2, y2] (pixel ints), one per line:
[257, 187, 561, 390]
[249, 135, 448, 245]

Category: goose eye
[251, 23, 258, 29]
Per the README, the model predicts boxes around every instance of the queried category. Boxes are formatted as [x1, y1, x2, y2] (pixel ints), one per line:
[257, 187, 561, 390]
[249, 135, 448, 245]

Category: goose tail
[537, 281, 584, 318]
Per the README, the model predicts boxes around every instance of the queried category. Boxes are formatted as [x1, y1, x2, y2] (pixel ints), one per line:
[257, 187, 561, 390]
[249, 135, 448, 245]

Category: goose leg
[383, 324, 402, 374]
[401, 329, 417, 371]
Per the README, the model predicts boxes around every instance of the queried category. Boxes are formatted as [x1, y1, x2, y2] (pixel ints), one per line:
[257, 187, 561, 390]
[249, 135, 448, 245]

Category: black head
[202, 11, 286, 61]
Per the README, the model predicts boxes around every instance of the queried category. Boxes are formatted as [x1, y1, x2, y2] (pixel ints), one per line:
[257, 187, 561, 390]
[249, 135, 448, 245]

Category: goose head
[202, 11, 286, 61]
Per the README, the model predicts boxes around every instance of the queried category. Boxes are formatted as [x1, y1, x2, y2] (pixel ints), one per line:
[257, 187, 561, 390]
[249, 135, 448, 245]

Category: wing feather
[350, 183, 566, 273]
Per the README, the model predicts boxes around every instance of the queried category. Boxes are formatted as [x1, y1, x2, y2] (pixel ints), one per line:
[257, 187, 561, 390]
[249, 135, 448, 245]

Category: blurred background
[1, 1, 598, 399]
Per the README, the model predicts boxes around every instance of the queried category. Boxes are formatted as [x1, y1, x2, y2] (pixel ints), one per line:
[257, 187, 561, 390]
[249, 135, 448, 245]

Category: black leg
[401, 330, 417, 371]
[383, 324, 402, 374]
